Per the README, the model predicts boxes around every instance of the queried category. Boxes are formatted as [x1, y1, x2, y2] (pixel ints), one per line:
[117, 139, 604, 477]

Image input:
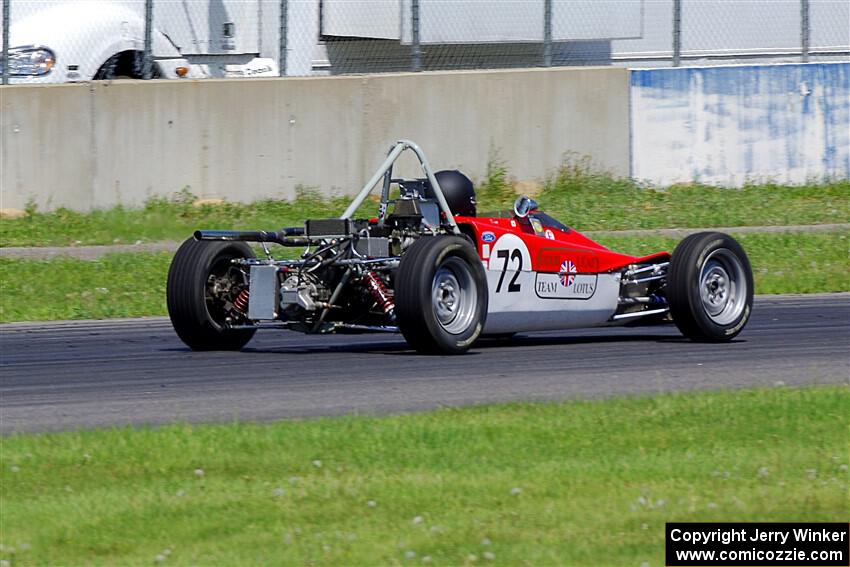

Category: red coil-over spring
[362, 271, 395, 319]
[232, 288, 250, 314]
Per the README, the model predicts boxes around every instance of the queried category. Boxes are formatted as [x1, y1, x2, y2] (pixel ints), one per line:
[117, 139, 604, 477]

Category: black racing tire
[395, 236, 488, 354]
[166, 238, 257, 351]
[667, 231, 753, 341]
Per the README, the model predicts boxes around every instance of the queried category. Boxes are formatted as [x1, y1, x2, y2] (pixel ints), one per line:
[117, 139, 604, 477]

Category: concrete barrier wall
[4, 63, 847, 213]
[0, 67, 630, 211]
[630, 62, 850, 186]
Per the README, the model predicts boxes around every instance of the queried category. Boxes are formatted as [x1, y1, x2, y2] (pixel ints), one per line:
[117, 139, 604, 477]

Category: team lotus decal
[535, 258, 598, 300]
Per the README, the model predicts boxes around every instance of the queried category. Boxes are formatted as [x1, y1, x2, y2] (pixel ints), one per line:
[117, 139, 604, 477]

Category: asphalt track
[1, 294, 847, 433]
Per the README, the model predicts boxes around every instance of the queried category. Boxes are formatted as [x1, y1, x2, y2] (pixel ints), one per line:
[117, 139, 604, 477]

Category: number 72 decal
[495, 249, 522, 292]
[488, 234, 532, 294]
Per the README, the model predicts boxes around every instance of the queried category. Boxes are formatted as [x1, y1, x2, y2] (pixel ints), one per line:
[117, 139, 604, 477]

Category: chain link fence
[1, 0, 848, 84]
[670, 0, 850, 66]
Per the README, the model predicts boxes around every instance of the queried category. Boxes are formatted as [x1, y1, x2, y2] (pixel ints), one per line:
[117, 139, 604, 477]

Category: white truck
[2, 0, 278, 83]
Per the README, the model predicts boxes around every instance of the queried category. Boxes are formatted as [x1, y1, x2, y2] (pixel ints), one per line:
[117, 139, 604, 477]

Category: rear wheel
[166, 238, 257, 350]
[395, 236, 488, 354]
[667, 232, 753, 341]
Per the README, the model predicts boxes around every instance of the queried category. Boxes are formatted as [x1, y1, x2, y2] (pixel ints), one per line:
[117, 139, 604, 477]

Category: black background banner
[666, 523, 849, 566]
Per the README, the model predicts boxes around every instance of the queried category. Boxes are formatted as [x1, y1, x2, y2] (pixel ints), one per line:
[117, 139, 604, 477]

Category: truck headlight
[2, 46, 56, 76]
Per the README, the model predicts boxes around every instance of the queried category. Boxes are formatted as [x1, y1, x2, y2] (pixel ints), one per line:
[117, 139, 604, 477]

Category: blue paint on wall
[630, 63, 850, 185]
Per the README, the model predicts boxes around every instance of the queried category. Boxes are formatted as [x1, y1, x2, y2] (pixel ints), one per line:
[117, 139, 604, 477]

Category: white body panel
[482, 232, 619, 334]
[483, 271, 620, 334]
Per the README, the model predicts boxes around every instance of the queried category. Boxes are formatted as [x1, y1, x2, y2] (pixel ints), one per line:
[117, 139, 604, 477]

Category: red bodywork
[455, 215, 671, 274]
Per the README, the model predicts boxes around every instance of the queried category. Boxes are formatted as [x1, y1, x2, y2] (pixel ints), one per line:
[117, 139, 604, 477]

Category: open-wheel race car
[167, 140, 753, 354]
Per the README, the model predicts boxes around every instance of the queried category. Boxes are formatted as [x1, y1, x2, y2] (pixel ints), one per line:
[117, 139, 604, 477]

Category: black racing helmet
[426, 170, 476, 217]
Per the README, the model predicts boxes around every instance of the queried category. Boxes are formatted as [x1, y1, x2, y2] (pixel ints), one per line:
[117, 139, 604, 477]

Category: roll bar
[339, 139, 461, 234]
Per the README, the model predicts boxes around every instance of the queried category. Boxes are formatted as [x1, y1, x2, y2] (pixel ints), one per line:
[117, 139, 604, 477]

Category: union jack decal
[559, 260, 576, 287]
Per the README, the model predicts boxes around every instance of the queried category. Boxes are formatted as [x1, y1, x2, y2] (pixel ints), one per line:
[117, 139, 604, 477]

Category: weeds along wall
[0, 67, 630, 212]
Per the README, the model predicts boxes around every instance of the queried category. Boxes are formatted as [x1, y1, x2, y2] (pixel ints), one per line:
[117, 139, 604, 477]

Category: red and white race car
[167, 140, 753, 354]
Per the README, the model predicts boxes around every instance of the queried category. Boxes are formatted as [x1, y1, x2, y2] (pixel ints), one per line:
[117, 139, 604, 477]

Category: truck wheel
[167, 238, 257, 350]
[667, 232, 753, 341]
[396, 236, 488, 354]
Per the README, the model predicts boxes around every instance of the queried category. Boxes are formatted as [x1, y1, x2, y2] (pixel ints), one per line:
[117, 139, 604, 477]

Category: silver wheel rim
[432, 257, 478, 335]
[699, 248, 747, 325]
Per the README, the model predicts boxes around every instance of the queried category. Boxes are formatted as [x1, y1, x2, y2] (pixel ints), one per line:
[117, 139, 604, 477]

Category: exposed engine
[225, 204, 431, 334]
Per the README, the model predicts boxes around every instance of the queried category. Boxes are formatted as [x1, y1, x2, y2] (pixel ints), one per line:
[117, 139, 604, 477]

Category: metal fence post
[279, 0, 288, 76]
[543, 0, 552, 67]
[801, 0, 810, 62]
[672, 0, 681, 67]
[142, 0, 153, 79]
[2, 0, 10, 85]
[411, 0, 422, 72]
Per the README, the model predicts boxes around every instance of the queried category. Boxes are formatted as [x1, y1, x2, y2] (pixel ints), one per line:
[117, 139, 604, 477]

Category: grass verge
[1, 387, 848, 566]
[0, 231, 847, 323]
[594, 231, 850, 295]
[534, 165, 849, 231]
[2, 166, 848, 247]
[0, 252, 172, 323]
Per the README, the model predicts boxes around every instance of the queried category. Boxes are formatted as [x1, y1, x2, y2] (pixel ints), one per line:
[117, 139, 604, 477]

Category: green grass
[594, 231, 850, 295]
[536, 162, 850, 231]
[0, 189, 378, 249]
[1, 387, 847, 565]
[0, 253, 172, 322]
[1, 231, 847, 323]
[2, 164, 848, 247]
[474, 158, 849, 230]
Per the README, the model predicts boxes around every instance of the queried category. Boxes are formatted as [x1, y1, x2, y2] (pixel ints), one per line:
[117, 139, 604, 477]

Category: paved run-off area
[0, 294, 847, 433]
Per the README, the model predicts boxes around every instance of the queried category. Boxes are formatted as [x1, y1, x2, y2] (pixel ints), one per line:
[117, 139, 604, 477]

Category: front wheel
[166, 238, 257, 350]
[395, 236, 488, 354]
[667, 232, 753, 341]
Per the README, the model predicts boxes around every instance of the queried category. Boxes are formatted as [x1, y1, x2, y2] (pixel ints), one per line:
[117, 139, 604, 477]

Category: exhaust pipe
[194, 230, 309, 247]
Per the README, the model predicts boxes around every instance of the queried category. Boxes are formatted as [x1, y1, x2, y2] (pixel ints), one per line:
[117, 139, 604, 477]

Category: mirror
[513, 195, 539, 218]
